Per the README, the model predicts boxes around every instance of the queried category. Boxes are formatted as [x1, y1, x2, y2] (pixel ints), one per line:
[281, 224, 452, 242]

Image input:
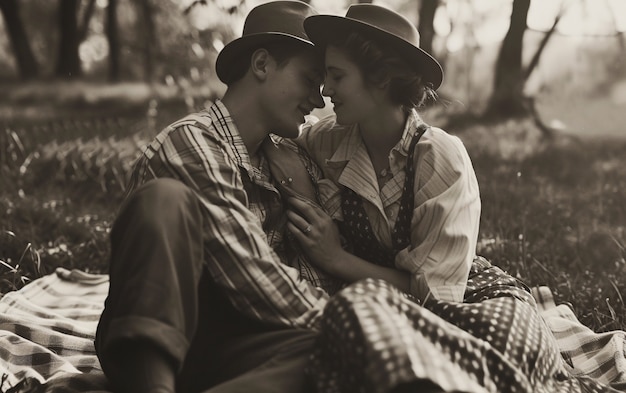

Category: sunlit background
[1, 0, 625, 136]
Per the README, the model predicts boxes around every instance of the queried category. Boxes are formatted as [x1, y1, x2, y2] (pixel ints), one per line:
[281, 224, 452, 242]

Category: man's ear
[250, 48, 271, 81]
[377, 76, 391, 91]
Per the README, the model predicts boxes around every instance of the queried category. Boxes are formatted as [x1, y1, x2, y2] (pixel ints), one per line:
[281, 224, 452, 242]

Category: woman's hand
[287, 197, 412, 293]
[286, 197, 344, 274]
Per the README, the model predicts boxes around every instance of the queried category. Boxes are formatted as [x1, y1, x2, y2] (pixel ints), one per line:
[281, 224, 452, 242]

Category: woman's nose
[321, 83, 332, 97]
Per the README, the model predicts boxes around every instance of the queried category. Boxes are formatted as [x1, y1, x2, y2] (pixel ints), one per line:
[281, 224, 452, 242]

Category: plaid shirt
[125, 100, 328, 330]
[298, 111, 481, 302]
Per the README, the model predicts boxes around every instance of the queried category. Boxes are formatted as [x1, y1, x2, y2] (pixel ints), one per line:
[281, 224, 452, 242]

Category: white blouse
[298, 111, 481, 302]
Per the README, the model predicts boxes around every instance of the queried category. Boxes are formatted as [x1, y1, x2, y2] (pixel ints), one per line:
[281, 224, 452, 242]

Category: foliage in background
[1, 111, 625, 332]
[0, 0, 242, 82]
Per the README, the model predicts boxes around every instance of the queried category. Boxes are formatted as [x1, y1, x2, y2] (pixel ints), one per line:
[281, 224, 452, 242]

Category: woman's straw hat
[304, 4, 443, 90]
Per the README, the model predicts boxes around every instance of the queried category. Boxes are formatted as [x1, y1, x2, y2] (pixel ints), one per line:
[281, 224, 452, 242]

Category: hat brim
[304, 15, 443, 90]
[216, 33, 313, 84]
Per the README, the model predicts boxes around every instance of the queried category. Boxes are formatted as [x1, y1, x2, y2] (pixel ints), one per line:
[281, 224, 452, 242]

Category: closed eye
[304, 73, 323, 88]
[326, 68, 345, 83]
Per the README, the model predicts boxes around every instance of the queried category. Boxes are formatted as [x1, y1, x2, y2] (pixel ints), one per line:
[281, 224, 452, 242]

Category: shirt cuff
[396, 248, 468, 303]
[408, 273, 432, 302]
[428, 284, 466, 303]
[408, 273, 466, 303]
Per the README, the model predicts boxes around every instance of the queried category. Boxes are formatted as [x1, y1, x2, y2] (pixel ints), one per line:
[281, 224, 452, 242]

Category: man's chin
[272, 126, 301, 139]
[334, 116, 348, 126]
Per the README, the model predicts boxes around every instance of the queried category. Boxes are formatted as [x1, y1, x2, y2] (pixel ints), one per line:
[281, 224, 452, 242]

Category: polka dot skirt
[309, 125, 618, 392]
[307, 263, 618, 393]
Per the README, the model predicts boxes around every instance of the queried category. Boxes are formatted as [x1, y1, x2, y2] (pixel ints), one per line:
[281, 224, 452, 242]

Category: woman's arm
[395, 127, 481, 302]
[286, 197, 411, 293]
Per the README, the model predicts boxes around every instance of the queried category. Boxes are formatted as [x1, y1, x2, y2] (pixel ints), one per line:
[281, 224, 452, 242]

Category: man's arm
[142, 123, 328, 329]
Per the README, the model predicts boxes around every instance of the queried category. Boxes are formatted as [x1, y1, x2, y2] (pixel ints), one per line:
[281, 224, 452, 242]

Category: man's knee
[114, 178, 201, 238]
[133, 178, 194, 208]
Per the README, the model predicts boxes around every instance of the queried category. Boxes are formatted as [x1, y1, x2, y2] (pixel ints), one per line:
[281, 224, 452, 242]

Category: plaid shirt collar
[208, 100, 253, 171]
[208, 100, 273, 187]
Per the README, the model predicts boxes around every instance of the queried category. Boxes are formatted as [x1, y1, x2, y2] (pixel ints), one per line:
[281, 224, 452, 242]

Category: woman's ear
[250, 48, 271, 81]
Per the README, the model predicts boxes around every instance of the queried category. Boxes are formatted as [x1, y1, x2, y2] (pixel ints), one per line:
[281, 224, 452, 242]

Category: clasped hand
[286, 197, 344, 274]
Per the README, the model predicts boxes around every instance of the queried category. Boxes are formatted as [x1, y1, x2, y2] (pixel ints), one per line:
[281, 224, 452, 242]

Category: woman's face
[322, 45, 380, 125]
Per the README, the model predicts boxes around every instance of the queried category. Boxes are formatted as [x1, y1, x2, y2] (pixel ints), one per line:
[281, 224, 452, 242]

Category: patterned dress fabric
[338, 124, 428, 269]
[307, 130, 618, 392]
[300, 112, 480, 302]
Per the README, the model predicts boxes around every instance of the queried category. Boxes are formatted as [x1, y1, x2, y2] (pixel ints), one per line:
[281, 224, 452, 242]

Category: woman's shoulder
[415, 125, 471, 166]
[420, 125, 467, 150]
[299, 113, 352, 151]
[307, 114, 351, 137]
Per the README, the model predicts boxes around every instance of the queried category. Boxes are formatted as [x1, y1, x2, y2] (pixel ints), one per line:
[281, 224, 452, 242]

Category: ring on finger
[303, 225, 312, 234]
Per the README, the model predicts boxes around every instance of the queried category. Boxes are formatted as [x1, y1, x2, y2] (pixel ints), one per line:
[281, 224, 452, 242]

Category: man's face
[261, 48, 325, 138]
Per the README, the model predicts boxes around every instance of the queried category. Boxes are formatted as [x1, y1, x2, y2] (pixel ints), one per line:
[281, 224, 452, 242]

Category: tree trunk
[55, 0, 82, 78]
[78, 0, 97, 43]
[485, 0, 530, 118]
[0, 0, 39, 80]
[418, 0, 438, 56]
[106, 0, 120, 81]
[140, 0, 156, 82]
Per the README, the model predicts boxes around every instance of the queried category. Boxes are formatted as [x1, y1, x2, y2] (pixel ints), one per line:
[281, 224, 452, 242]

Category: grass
[456, 117, 626, 331]
[1, 108, 625, 333]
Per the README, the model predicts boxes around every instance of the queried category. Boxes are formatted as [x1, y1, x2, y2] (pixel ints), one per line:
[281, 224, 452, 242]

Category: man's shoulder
[165, 110, 216, 133]
[144, 106, 237, 161]
[149, 108, 225, 148]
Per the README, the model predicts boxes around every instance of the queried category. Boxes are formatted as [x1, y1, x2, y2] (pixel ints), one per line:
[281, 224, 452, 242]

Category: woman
[290, 7, 476, 304]
[267, 4, 617, 393]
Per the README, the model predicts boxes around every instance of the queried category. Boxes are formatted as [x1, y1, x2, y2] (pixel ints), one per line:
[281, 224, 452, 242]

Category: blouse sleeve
[394, 127, 481, 302]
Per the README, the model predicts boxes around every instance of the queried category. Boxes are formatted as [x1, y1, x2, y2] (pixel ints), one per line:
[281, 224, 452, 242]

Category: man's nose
[321, 83, 332, 98]
[311, 86, 325, 109]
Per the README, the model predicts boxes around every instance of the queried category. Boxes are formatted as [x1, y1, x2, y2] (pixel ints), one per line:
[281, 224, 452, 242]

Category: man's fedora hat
[216, 1, 318, 84]
[304, 4, 443, 90]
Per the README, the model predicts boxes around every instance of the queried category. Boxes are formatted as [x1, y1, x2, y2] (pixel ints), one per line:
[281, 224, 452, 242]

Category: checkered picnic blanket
[0, 268, 109, 392]
[532, 286, 626, 391]
[0, 268, 624, 392]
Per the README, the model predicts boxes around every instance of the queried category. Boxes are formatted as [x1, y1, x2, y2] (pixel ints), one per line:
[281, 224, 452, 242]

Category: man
[95, 2, 329, 392]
